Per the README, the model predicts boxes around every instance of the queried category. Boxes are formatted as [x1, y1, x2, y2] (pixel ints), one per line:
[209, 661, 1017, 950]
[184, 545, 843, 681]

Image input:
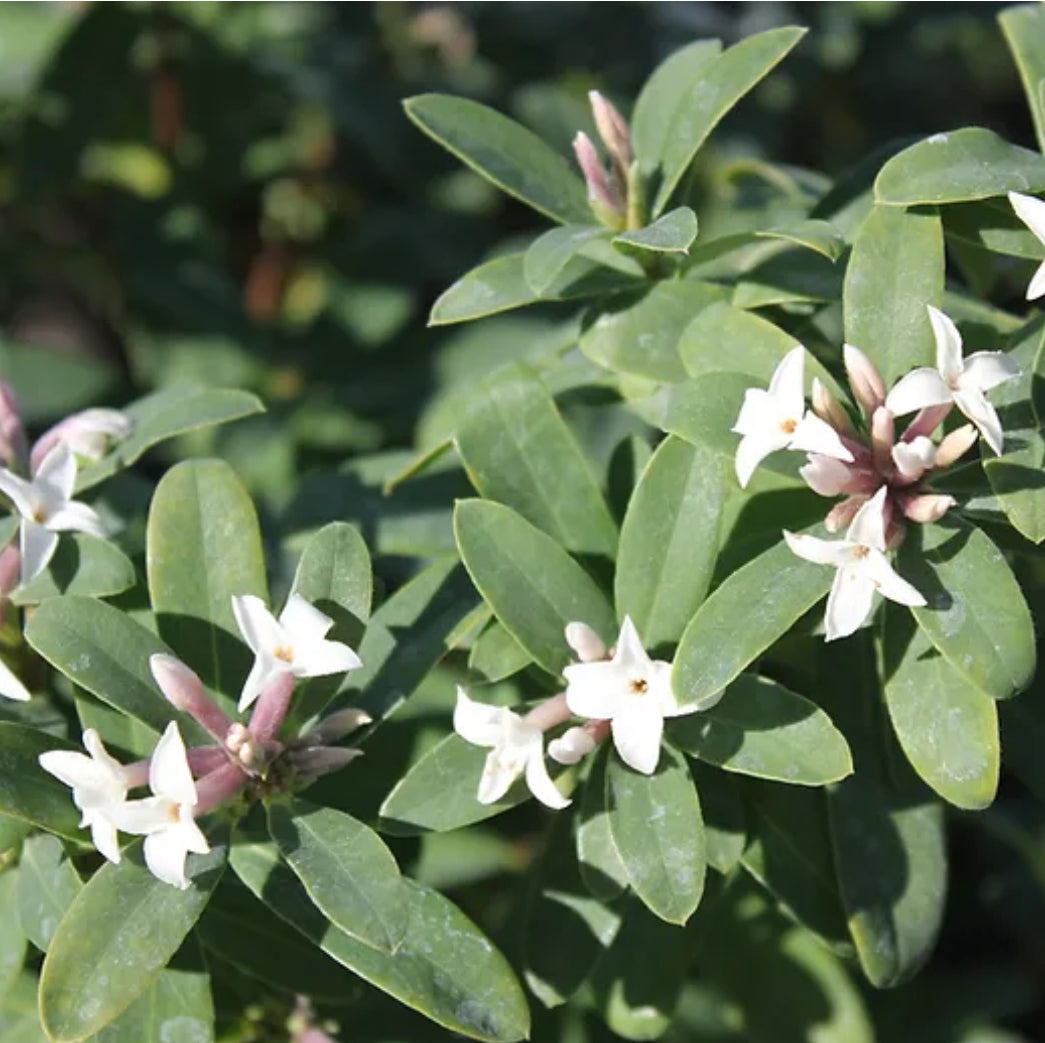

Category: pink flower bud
[825, 495, 867, 533]
[870, 407, 895, 474]
[891, 435, 937, 482]
[224, 723, 249, 754]
[247, 672, 296, 744]
[935, 424, 978, 468]
[899, 493, 956, 524]
[844, 344, 886, 416]
[800, 455, 857, 497]
[902, 403, 953, 442]
[811, 378, 855, 437]
[588, 90, 633, 173]
[0, 380, 26, 472]
[307, 707, 372, 745]
[565, 621, 607, 663]
[186, 746, 228, 776]
[289, 745, 364, 784]
[572, 132, 624, 226]
[547, 726, 596, 765]
[523, 691, 573, 732]
[194, 761, 249, 816]
[150, 654, 233, 743]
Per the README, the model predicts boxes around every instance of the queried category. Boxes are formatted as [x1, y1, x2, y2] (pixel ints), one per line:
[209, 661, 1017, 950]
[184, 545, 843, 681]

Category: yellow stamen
[274, 645, 294, 663]
[629, 678, 649, 695]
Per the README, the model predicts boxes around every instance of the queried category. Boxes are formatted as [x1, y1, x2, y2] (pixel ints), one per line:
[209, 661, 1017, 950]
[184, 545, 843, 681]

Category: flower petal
[89, 817, 121, 864]
[524, 749, 570, 810]
[610, 699, 663, 775]
[108, 795, 176, 835]
[237, 655, 278, 713]
[953, 386, 1005, 455]
[734, 431, 784, 488]
[789, 412, 853, 461]
[476, 750, 518, 804]
[864, 550, 926, 607]
[800, 454, 854, 496]
[783, 531, 854, 568]
[148, 723, 197, 807]
[846, 486, 889, 551]
[178, 808, 211, 855]
[453, 688, 507, 748]
[293, 635, 362, 679]
[824, 567, 876, 642]
[231, 594, 284, 658]
[38, 750, 106, 792]
[563, 661, 624, 719]
[20, 521, 58, 584]
[767, 346, 806, 420]
[0, 658, 29, 702]
[0, 469, 37, 519]
[46, 500, 106, 537]
[1028, 260, 1045, 302]
[732, 388, 775, 437]
[34, 443, 76, 500]
[891, 437, 936, 479]
[1009, 190, 1045, 243]
[885, 368, 952, 417]
[927, 305, 964, 383]
[143, 829, 190, 889]
[279, 593, 334, 641]
[959, 352, 1021, 394]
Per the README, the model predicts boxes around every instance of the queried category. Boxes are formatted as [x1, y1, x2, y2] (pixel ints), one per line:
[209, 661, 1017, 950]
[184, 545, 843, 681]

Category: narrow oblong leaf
[1000, 4, 1045, 154]
[16, 833, 82, 952]
[454, 499, 615, 676]
[613, 207, 698, 255]
[0, 724, 82, 841]
[605, 743, 705, 925]
[11, 534, 135, 606]
[404, 94, 590, 224]
[575, 745, 629, 901]
[689, 761, 746, 874]
[679, 301, 800, 380]
[468, 621, 532, 682]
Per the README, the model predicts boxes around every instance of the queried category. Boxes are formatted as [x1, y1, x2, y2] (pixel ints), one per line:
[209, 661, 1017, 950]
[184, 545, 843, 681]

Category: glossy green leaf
[671, 674, 852, 785]
[875, 127, 1045, 206]
[11, 534, 135, 606]
[663, 370, 760, 456]
[76, 387, 264, 493]
[1001, 4, 1045, 153]
[828, 776, 946, 988]
[0, 724, 81, 841]
[689, 761, 746, 874]
[632, 39, 722, 173]
[147, 459, 266, 699]
[613, 207, 698, 255]
[0, 870, 26, 1001]
[456, 365, 617, 557]
[615, 436, 728, 649]
[843, 204, 944, 387]
[39, 836, 227, 1042]
[653, 27, 806, 215]
[523, 225, 608, 295]
[230, 834, 530, 1042]
[756, 218, 846, 261]
[899, 521, 1035, 700]
[16, 833, 82, 952]
[674, 538, 833, 709]
[579, 281, 726, 382]
[468, 621, 532, 682]
[26, 596, 204, 739]
[679, 301, 800, 380]
[267, 799, 406, 952]
[606, 743, 705, 925]
[454, 499, 615, 675]
[404, 94, 590, 223]
[575, 745, 629, 901]
[882, 608, 998, 810]
[291, 521, 372, 623]
[0, 971, 47, 1042]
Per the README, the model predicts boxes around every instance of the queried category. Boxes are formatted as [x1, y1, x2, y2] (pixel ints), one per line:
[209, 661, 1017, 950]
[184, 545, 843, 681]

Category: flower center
[780, 418, 798, 434]
[32, 508, 47, 524]
[629, 678, 649, 695]
[853, 545, 870, 560]
[274, 645, 294, 663]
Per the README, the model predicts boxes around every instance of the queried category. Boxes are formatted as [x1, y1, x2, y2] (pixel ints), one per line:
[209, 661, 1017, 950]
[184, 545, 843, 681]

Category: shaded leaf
[16, 834, 81, 952]
[11, 534, 135, 606]
[613, 207, 698, 256]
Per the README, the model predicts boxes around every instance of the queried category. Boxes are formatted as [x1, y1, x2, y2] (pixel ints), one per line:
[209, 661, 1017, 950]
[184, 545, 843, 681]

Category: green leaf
[291, 521, 372, 623]
[430, 250, 640, 325]
[674, 538, 833, 710]
[0, 870, 26, 1001]
[147, 459, 267, 699]
[39, 835, 227, 1042]
[454, 499, 615, 676]
[755, 218, 846, 261]
[523, 225, 608, 295]
[733, 250, 844, 309]
[455, 365, 617, 557]
[0, 971, 47, 1042]
[1000, 5, 1045, 154]
[613, 207, 698, 255]
[579, 281, 726, 383]
[632, 39, 722, 174]
[653, 27, 806, 215]
[16, 834, 81, 952]
[899, 521, 1035, 700]
[943, 198, 1045, 260]
[267, 799, 406, 952]
[679, 301, 800, 380]
[615, 436, 729, 649]
[874, 127, 1045, 206]
[26, 596, 204, 739]
[76, 387, 264, 493]
[828, 776, 946, 988]
[606, 743, 705, 925]
[882, 608, 999, 810]
[575, 745, 629, 901]
[230, 834, 530, 1042]
[468, 621, 532, 682]
[404, 94, 590, 224]
[0, 724, 82, 841]
[11, 533, 135, 607]
[843, 204, 944, 387]
[671, 674, 852, 786]
[689, 761, 746, 875]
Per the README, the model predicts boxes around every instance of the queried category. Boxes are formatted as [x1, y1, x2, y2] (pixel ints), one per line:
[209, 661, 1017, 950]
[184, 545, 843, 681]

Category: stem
[523, 692, 573, 732]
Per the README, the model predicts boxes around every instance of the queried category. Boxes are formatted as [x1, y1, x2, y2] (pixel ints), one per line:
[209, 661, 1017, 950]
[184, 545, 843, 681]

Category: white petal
[548, 727, 596, 765]
[563, 661, 625, 719]
[20, 520, 58, 584]
[789, 412, 853, 461]
[613, 617, 651, 669]
[800, 455, 853, 497]
[732, 387, 775, 437]
[293, 635, 362, 679]
[279, 593, 334, 641]
[476, 750, 518, 804]
[959, 352, 1021, 394]
[0, 658, 29, 701]
[1027, 260, 1045, 301]
[109, 795, 177, 835]
[90, 817, 122, 864]
[767, 346, 806, 420]
[564, 621, 607, 663]
[231, 594, 284, 658]
[783, 531, 853, 568]
[610, 699, 663, 775]
[144, 829, 190, 889]
[927, 305, 964, 383]
[1009, 190, 1045, 243]
[46, 500, 106, 537]
[237, 655, 278, 713]
[524, 749, 570, 810]
[885, 368, 952, 417]
[0, 470, 38, 519]
[34, 443, 76, 500]
[735, 431, 786, 488]
[148, 723, 197, 807]
[651, 660, 690, 718]
[38, 750, 108, 793]
[453, 688, 507, 748]
[824, 567, 876, 642]
[846, 486, 889, 550]
[864, 550, 926, 607]
[953, 386, 1005, 455]
[891, 437, 936, 479]
[82, 728, 124, 778]
[177, 807, 211, 855]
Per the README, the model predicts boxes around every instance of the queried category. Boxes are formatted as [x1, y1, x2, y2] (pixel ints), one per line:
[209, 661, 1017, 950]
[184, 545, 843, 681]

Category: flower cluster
[40, 592, 366, 888]
[733, 306, 1020, 640]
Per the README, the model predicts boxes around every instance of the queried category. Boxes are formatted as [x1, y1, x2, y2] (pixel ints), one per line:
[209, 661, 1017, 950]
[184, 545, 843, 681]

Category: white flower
[891, 436, 937, 480]
[884, 306, 1020, 455]
[108, 722, 210, 889]
[231, 593, 362, 712]
[547, 726, 596, 765]
[783, 487, 926, 643]
[1008, 191, 1045, 300]
[453, 688, 569, 810]
[39, 729, 129, 864]
[0, 443, 106, 585]
[31, 408, 132, 472]
[0, 658, 29, 702]
[563, 617, 716, 775]
[732, 346, 854, 488]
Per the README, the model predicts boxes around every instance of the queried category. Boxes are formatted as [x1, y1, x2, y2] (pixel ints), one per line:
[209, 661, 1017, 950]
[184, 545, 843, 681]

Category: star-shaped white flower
[453, 688, 569, 810]
[563, 617, 716, 775]
[39, 729, 129, 864]
[732, 346, 854, 488]
[0, 658, 29, 702]
[784, 487, 926, 642]
[31, 408, 132, 473]
[107, 722, 210, 889]
[231, 593, 362, 712]
[0, 443, 106, 585]
[1008, 191, 1045, 300]
[884, 306, 1020, 455]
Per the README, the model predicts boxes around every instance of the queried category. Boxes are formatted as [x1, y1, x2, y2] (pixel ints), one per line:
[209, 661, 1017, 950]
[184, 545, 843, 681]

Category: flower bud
[225, 723, 249, 755]
[825, 494, 866, 533]
[150, 653, 233, 743]
[565, 621, 607, 663]
[899, 493, 956, 524]
[307, 707, 372, 745]
[811, 378, 855, 437]
[572, 132, 624, 228]
[548, 726, 596, 765]
[870, 407, 895, 474]
[248, 672, 296, 744]
[30, 408, 131, 474]
[194, 761, 249, 816]
[289, 745, 364, 784]
[588, 90, 632, 173]
[935, 424, 978, 468]
[891, 435, 937, 481]
[843, 344, 886, 416]
[800, 455, 854, 497]
[902, 403, 953, 442]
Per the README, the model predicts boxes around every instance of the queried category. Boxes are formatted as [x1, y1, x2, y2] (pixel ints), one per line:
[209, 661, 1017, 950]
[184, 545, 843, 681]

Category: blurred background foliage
[2, 4, 1045, 1042]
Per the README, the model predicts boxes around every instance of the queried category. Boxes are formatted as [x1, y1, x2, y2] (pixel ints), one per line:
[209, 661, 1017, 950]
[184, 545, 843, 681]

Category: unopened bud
[870, 407, 895, 474]
[30, 408, 131, 474]
[902, 403, 953, 442]
[0, 381, 26, 472]
[800, 454, 854, 497]
[290, 745, 363, 785]
[548, 726, 596, 765]
[891, 435, 937, 482]
[825, 494, 866, 533]
[225, 723, 249, 754]
[588, 90, 632, 174]
[308, 707, 372, 746]
[843, 344, 886, 416]
[150, 653, 233, 743]
[186, 746, 228, 776]
[900, 493, 956, 524]
[565, 621, 607, 663]
[248, 672, 296, 744]
[194, 761, 249, 816]
[572, 132, 624, 228]
[935, 424, 978, 468]
[811, 378, 855, 437]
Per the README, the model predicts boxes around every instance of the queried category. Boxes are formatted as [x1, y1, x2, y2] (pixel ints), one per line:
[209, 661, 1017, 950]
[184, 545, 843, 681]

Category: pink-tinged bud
[296, 1030, 339, 1043]
[935, 424, 978, 468]
[237, 738, 280, 775]
[547, 726, 596, 765]
[870, 407, 895, 474]
[565, 621, 607, 663]
[150, 654, 233, 743]
[30, 408, 131, 475]
[825, 495, 867, 533]
[306, 707, 372, 746]
[899, 493, 957, 524]
[588, 90, 633, 173]
[247, 672, 296, 744]
[891, 435, 937, 483]
[811, 378, 855, 437]
[194, 761, 249, 816]
[800, 454, 873, 497]
[0, 381, 26, 472]
[0, 544, 19, 599]
[572, 132, 624, 227]
[524, 691, 573, 732]
[186, 746, 228, 776]
[224, 723, 249, 754]
[902, 403, 953, 442]
[884, 513, 907, 551]
[843, 344, 886, 416]
[289, 745, 364, 785]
